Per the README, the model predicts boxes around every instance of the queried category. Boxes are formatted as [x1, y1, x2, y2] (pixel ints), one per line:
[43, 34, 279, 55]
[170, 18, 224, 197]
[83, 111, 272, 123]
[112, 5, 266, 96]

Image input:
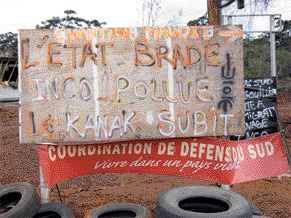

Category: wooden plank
[19, 26, 245, 144]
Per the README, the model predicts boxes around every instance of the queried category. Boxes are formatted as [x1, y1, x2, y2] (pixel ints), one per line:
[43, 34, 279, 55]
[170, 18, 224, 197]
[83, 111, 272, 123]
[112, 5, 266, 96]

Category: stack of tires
[1, 183, 265, 217]
[0, 182, 74, 218]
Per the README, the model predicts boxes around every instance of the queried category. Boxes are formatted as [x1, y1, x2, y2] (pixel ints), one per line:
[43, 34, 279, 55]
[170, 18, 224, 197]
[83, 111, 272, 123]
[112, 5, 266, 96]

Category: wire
[220, 0, 236, 8]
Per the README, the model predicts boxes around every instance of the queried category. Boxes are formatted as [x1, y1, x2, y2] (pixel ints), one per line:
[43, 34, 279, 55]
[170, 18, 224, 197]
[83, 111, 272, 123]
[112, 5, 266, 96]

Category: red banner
[38, 133, 289, 187]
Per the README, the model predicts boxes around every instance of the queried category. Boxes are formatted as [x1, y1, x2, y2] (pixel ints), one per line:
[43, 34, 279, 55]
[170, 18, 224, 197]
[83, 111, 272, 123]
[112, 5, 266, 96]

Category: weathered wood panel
[19, 26, 245, 144]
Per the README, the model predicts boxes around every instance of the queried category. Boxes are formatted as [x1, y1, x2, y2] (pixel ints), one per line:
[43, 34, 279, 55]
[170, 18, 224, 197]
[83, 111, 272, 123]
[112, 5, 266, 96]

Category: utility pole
[207, 0, 222, 25]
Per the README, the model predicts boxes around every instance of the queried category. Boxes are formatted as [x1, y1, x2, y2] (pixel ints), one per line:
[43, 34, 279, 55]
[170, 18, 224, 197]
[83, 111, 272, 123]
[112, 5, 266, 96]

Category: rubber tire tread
[249, 202, 263, 215]
[0, 182, 40, 218]
[89, 203, 151, 218]
[33, 202, 74, 218]
[156, 185, 252, 218]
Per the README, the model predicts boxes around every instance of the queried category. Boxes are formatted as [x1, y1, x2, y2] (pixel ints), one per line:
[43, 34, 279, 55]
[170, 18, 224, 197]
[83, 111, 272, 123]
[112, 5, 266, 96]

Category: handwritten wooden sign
[19, 26, 245, 144]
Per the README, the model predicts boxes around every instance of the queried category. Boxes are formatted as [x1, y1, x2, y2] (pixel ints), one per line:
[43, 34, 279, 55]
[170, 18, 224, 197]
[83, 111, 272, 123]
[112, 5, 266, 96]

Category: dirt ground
[0, 101, 290, 218]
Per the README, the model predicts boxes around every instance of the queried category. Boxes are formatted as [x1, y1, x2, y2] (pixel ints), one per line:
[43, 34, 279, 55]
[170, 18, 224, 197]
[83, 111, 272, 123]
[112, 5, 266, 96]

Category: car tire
[249, 202, 263, 216]
[89, 203, 151, 218]
[0, 182, 40, 218]
[252, 216, 268, 218]
[156, 185, 252, 218]
[33, 202, 74, 218]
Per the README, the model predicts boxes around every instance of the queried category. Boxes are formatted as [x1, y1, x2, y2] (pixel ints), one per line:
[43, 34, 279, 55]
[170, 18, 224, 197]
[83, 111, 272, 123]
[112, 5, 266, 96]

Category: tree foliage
[0, 10, 106, 58]
[274, 20, 291, 51]
[0, 32, 18, 57]
[187, 16, 208, 26]
[244, 19, 291, 79]
[36, 10, 106, 29]
[243, 37, 271, 78]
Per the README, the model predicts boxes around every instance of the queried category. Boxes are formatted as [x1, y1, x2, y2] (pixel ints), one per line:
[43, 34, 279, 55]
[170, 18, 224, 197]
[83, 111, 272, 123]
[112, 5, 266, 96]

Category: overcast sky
[0, 0, 290, 33]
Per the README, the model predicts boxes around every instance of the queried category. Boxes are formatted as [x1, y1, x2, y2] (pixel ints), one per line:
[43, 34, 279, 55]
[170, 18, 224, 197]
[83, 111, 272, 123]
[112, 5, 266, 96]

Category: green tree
[187, 15, 208, 26]
[274, 20, 290, 51]
[243, 37, 271, 78]
[0, 10, 106, 58]
[244, 19, 291, 80]
[0, 32, 18, 57]
[36, 10, 106, 29]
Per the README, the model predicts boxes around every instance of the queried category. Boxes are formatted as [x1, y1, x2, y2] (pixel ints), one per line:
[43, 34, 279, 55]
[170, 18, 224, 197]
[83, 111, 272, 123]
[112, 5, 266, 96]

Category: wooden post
[208, 0, 230, 190]
[38, 143, 52, 203]
[39, 166, 50, 203]
[207, 0, 222, 25]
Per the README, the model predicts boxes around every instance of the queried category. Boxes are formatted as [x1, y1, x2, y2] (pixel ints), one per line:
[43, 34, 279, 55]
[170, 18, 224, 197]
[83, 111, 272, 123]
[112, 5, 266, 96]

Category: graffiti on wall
[19, 26, 245, 144]
[232, 77, 278, 140]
